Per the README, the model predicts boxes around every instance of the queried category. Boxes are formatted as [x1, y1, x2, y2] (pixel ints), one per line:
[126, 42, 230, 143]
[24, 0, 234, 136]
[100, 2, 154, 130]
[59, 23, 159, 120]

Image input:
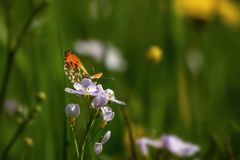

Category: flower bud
[65, 103, 80, 118]
[94, 143, 103, 155]
[65, 103, 80, 125]
[101, 131, 111, 144]
[36, 91, 47, 103]
[23, 136, 34, 147]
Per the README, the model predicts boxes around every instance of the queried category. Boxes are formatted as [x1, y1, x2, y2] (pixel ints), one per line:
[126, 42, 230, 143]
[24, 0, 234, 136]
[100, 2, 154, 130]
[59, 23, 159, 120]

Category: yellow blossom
[218, 0, 240, 27]
[147, 45, 163, 63]
[173, 0, 217, 21]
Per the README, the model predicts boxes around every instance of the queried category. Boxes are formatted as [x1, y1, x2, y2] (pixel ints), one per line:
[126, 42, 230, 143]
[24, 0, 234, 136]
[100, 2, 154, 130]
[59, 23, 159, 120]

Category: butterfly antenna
[100, 77, 115, 81]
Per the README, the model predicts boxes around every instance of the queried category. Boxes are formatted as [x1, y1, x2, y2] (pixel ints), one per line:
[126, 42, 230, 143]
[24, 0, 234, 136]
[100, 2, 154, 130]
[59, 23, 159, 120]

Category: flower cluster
[136, 134, 200, 157]
[65, 78, 125, 110]
[65, 78, 126, 155]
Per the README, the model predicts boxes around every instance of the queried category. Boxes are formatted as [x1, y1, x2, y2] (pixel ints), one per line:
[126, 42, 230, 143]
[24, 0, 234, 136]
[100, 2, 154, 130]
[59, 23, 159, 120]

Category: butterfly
[64, 49, 103, 83]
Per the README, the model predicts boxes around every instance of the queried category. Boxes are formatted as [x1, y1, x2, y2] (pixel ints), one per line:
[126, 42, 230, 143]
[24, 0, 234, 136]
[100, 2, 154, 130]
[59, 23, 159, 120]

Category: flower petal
[101, 131, 111, 144]
[91, 95, 108, 108]
[136, 137, 162, 156]
[65, 88, 85, 95]
[161, 135, 200, 157]
[81, 78, 92, 88]
[94, 142, 103, 155]
[96, 84, 105, 93]
[88, 84, 97, 93]
[105, 89, 114, 99]
[110, 98, 126, 105]
[73, 82, 84, 91]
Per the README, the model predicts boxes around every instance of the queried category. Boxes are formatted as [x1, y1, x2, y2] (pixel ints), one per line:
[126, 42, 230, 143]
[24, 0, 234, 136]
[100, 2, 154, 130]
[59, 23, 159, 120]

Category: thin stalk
[71, 125, 80, 159]
[121, 107, 138, 160]
[57, 21, 68, 160]
[0, 107, 38, 160]
[0, 1, 48, 113]
[80, 110, 99, 160]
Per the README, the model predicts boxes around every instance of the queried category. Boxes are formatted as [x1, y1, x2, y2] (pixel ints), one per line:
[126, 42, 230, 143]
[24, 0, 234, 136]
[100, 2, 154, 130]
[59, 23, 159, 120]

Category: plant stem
[71, 125, 80, 159]
[121, 107, 138, 160]
[80, 110, 99, 160]
[0, 107, 38, 160]
[0, 1, 48, 114]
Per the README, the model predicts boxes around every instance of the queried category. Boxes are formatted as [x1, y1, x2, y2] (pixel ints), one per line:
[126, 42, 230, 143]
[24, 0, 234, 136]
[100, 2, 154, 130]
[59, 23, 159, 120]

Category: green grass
[1, 0, 240, 159]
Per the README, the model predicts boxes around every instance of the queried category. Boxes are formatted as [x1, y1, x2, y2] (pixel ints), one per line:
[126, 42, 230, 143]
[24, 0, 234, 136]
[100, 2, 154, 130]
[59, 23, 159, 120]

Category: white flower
[94, 143, 103, 155]
[136, 137, 162, 155]
[101, 106, 115, 122]
[94, 131, 111, 155]
[65, 78, 98, 96]
[105, 89, 126, 105]
[104, 46, 127, 72]
[65, 103, 80, 118]
[161, 135, 200, 157]
[136, 135, 200, 157]
[101, 131, 111, 144]
[91, 85, 126, 108]
[74, 40, 104, 62]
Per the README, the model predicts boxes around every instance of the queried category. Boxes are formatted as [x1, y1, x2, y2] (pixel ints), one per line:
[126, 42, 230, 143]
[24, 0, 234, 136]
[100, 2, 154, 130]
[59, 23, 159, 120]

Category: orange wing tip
[95, 73, 103, 78]
[90, 72, 103, 80]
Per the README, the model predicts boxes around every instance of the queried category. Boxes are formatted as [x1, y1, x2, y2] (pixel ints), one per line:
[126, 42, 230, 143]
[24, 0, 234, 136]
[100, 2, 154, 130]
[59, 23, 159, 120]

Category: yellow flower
[173, 0, 217, 21]
[147, 45, 163, 63]
[218, 0, 240, 27]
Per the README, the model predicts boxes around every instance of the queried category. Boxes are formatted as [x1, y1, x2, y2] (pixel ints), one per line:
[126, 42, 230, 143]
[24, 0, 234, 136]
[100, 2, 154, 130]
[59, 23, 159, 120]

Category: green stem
[121, 107, 138, 160]
[80, 110, 99, 160]
[0, 107, 38, 160]
[71, 125, 80, 159]
[0, 1, 48, 114]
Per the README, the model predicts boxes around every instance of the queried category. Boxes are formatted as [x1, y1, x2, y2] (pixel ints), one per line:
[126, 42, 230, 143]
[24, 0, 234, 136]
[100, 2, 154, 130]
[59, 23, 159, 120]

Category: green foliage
[0, 0, 240, 159]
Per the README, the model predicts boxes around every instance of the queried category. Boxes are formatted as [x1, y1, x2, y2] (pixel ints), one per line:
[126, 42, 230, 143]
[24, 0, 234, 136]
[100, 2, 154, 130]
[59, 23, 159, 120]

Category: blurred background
[0, 0, 240, 159]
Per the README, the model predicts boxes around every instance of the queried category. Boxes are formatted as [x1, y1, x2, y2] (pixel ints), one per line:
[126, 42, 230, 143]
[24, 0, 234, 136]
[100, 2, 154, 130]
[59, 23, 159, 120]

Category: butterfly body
[64, 50, 103, 83]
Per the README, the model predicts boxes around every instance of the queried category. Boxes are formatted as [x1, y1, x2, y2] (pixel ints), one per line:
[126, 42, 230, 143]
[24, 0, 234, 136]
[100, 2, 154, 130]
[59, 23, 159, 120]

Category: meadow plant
[137, 134, 200, 158]
[94, 131, 111, 155]
[1, 92, 46, 159]
[64, 51, 126, 159]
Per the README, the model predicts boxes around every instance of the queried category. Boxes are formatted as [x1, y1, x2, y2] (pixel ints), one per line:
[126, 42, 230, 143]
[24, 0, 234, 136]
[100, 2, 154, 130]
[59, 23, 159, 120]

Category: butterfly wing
[90, 72, 103, 80]
[64, 50, 89, 83]
[64, 49, 103, 83]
